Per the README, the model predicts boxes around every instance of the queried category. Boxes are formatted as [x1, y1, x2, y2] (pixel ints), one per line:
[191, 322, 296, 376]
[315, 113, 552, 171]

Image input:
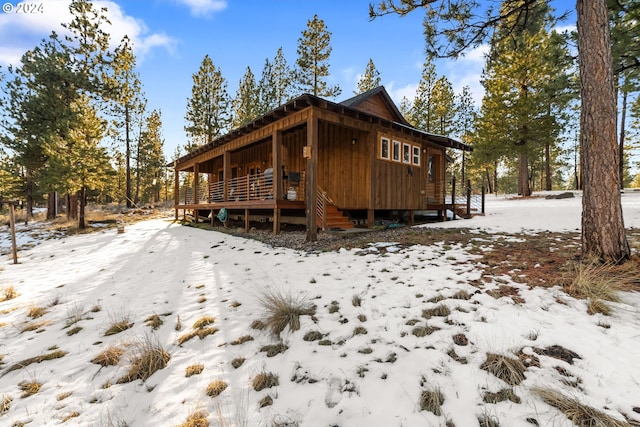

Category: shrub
[0, 285, 17, 302]
[252, 371, 279, 391]
[117, 336, 170, 384]
[419, 388, 444, 415]
[480, 353, 526, 386]
[27, 305, 47, 319]
[257, 288, 315, 337]
[91, 346, 124, 367]
[145, 314, 163, 330]
[206, 380, 228, 398]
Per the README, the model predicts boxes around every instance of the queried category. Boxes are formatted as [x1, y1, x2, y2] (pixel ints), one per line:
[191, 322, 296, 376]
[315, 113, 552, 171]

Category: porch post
[223, 150, 230, 202]
[368, 131, 376, 228]
[173, 161, 179, 221]
[305, 112, 318, 242]
[272, 131, 283, 235]
[193, 162, 199, 222]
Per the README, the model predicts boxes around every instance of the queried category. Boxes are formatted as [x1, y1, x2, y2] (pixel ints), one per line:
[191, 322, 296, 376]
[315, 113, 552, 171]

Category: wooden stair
[320, 204, 354, 230]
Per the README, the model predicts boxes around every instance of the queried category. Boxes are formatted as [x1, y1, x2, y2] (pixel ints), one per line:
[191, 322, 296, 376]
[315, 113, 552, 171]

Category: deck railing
[447, 177, 485, 218]
[316, 187, 334, 230]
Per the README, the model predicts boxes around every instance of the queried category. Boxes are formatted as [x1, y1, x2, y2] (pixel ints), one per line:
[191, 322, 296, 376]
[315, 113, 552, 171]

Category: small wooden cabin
[173, 86, 471, 240]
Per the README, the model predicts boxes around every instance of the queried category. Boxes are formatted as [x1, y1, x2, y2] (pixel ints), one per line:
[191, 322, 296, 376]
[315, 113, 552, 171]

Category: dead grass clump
[533, 387, 629, 427]
[478, 413, 500, 427]
[4, 350, 68, 374]
[412, 325, 439, 337]
[0, 285, 18, 302]
[257, 288, 316, 337]
[104, 315, 133, 336]
[534, 345, 581, 365]
[91, 346, 125, 367]
[303, 331, 324, 341]
[230, 335, 254, 345]
[452, 333, 469, 346]
[61, 411, 80, 422]
[178, 316, 218, 345]
[21, 320, 51, 332]
[486, 285, 525, 304]
[562, 260, 637, 315]
[419, 388, 445, 415]
[252, 371, 279, 391]
[483, 388, 521, 404]
[66, 326, 82, 336]
[116, 336, 170, 384]
[56, 391, 72, 401]
[176, 409, 209, 427]
[259, 395, 273, 408]
[145, 314, 163, 330]
[352, 294, 362, 307]
[480, 353, 527, 386]
[1, 394, 12, 415]
[260, 343, 288, 357]
[206, 380, 228, 398]
[18, 380, 42, 398]
[27, 305, 47, 319]
[185, 364, 204, 377]
[451, 289, 471, 300]
[231, 357, 245, 369]
[422, 304, 451, 319]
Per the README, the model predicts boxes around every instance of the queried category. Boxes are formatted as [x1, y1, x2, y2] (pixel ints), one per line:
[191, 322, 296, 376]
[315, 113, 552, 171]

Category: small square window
[380, 137, 390, 160]
[412, 146, 421, 166]
[403, 143, 411, 164]
[392, 140, 401, 162]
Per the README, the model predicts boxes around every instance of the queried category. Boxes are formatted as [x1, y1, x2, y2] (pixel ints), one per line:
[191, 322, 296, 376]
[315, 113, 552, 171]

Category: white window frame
[412, 145, 421, 166]
[392, 140, 401, 162]
[380, 137, 390, 160]
[402, 143, 411, 164]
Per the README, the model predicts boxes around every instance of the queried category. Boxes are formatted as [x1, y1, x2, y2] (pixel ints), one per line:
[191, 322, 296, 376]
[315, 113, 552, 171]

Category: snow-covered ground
[1, 191, 639, 427]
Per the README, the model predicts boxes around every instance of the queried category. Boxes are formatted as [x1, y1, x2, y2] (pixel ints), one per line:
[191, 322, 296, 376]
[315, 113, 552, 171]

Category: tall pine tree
[232, 67, 260, 128]
[184, 54, 231, 149]
[355, 59, 381, 94]
[295, 14, 341, 98]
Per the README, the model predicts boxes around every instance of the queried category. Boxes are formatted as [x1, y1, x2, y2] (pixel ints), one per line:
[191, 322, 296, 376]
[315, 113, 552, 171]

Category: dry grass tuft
[480, 353, 527, 386]
[260, 343, 288, 357]
[451, 289, 471, 300]
[483, 388, 521, 404]
[1, 394, 12, 415]
[185, 364, 204, 377]
[61, 411, 80, 422]
[21, 319, 52, 332]
[178, 316, 219, 346]
[352, 294, 362, 307]
[145, 314, 163, 330]
[231, 357, 245, 369]
[4, 350, 67, 374]
[18, 380, 42, 398]
[56, 391, 73, 401]
[422, 304, 451, 319]
[104, 312, 133, 336]
[206, 380, 228, 398]
[562, 260, 638, 315]
[257, 288, 315, 337]
[117, 336, 170, 384]
[176, 409, 209, 427]
[419, 388, 445, 415]
[27, 305, 47, 319]
[478, 413, 500, 427]
[412, 324, 439, 337]
[532, 387, 629, 427]
[230, 335, 254, 345]
[0, 285, 18, 302]
[91, 346, 125, 367]
[252, 371, 279, 391]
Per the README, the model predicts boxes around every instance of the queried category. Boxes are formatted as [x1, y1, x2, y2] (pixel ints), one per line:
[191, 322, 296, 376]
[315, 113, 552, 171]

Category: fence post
[466, 179, 472, 217]
[481, 185, 486, 214]
[451, 177, 456, 220]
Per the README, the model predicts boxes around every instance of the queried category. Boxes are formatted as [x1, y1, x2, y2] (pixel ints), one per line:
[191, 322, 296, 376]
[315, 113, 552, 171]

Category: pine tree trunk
[67, 193, 78, 220]
[125, 104, 132, 208]
[618, 88, 627, 190]
[577, 0, 630, 262]
[47, 191, 57, 220]
[545, 141, 552, 191]
[518, 150, 531, 196]
[78, 187, 86, 229]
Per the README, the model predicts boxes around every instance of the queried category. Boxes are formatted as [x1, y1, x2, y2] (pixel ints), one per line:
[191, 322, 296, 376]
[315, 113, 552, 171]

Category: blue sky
[1, 0, 576, 158]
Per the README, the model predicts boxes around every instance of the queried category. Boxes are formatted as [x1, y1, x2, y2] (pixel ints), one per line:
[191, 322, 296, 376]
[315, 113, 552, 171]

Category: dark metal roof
[173, 87, 471, 167]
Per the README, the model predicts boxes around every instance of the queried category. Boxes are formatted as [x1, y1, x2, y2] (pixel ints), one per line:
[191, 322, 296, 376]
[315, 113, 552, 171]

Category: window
[403, 143, 411, 163]
[380, 137, 390, 160]
[392, 140, 401, 162]
[412, 146, 421, 166]
[428, 156, 435, 182]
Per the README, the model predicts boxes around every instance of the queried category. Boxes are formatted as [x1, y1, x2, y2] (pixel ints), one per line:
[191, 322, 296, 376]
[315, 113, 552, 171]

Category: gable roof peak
[339, 85, 409, 126]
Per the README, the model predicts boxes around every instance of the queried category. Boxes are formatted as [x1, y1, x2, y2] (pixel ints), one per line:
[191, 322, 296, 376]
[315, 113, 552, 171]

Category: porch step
[319, 205, 354, 230]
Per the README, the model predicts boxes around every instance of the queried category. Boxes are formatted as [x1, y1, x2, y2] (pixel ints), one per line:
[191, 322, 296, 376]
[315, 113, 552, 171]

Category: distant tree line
[0, 0, 167, 227]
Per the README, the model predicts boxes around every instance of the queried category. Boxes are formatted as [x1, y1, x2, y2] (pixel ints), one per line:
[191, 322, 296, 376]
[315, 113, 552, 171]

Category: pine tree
[136, 110, 165, 204]
[257, 47, 294, 114]
[295, 14, 341, 98]
[355, 59, 381, 94]
[109, 35, 145, 207]
[405, 61, 438, 132]
[452, 86, 477, 184]
[184, 54, 231, 149]
[232, 67, 260, 128]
